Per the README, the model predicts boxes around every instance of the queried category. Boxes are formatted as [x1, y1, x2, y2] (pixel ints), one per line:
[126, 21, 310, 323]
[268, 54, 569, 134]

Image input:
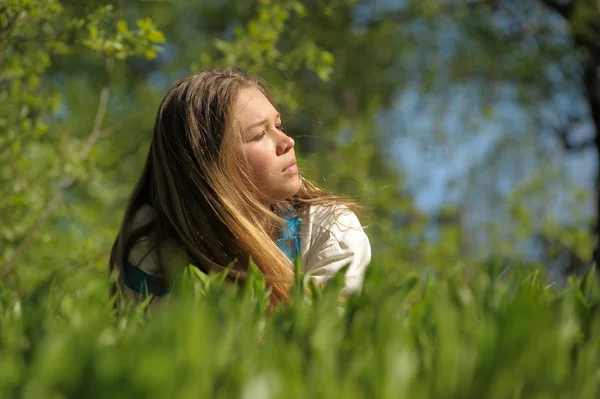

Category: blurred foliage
[377, 0, 598, 267]
[1, 260, 600, 398]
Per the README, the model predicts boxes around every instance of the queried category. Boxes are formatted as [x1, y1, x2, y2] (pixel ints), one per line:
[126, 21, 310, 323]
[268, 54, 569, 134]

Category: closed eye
[249, 123, 284, 142]
[252, 132, 266, 142]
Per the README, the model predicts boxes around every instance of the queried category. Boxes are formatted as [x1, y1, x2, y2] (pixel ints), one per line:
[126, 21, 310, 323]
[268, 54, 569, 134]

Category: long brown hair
[109, 68, 358, 308]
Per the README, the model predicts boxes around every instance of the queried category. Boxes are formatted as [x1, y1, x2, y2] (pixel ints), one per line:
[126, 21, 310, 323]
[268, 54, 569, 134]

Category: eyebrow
[245, 113, 280, 132]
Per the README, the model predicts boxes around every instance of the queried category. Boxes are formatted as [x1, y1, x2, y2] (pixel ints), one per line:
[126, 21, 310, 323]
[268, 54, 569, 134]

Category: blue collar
[121, 261, 170, 296]
[276, 216, 301, 262]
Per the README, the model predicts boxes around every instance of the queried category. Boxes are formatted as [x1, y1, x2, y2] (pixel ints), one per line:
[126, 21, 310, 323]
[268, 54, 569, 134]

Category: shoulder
[132, 204, 154, 227]
[300, 203, 371, 293]
[127, 205, 188, 276]
[303, 204, 365, 241]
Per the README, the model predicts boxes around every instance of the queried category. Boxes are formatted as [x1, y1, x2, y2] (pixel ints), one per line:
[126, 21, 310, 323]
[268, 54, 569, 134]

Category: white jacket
[299, 204, 371, 294]
[121, 204, 371, 301]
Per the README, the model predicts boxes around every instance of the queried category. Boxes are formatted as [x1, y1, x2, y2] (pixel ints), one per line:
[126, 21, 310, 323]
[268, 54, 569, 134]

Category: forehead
[235, 87, 278, 125]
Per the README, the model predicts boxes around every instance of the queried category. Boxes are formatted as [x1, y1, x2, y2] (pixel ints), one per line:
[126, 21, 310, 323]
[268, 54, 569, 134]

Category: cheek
[245, 148, 274, 180]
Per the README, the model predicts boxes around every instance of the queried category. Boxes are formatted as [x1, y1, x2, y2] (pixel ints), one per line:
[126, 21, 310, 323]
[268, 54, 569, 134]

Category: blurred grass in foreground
[1, 259, 599, 399]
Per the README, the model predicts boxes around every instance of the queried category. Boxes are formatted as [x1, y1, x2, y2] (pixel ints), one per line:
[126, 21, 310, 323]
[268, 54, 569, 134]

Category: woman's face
[235, 87, 301, 206]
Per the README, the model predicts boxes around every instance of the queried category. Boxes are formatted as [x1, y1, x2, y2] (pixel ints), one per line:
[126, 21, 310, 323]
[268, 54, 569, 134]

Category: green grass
[1, 260, 599, 398]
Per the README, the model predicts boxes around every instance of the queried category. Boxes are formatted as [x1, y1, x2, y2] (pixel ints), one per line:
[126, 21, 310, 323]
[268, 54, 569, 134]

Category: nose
[276, 132, 294, 156]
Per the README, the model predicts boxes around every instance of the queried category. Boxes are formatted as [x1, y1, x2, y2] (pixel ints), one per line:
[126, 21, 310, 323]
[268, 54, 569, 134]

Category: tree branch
[552, 112, 596, 152]
[539, 0, 576, 20]
[0, 62, 112, 280]
[559, 134, 595, 152]
[99, 134, 149, 173]
[80, 86, 110, 159]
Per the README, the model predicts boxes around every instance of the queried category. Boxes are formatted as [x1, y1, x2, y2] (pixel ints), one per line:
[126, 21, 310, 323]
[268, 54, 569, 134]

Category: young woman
[109, 68, 371, 309]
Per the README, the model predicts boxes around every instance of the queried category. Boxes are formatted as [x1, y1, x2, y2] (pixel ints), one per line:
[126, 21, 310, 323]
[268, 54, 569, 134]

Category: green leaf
[136, 18, 152, 31]
[147, 29, 165, 44]
[117, 19, 128, 33]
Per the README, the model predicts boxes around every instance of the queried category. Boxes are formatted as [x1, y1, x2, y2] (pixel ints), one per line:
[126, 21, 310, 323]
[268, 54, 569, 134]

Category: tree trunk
[539, 0, 600, 246]
[584, 62, 600, 239]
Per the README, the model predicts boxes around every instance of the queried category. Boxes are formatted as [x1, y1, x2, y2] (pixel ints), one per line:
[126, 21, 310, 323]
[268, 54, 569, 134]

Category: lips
[282, 158, 298, 174]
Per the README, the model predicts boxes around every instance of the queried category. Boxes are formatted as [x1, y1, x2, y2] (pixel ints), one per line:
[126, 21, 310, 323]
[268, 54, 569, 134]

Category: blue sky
[384, 81, 597, 236]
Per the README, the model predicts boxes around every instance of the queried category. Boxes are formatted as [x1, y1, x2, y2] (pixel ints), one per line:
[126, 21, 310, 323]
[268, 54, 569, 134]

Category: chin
[268, 177, 302, 201]
[289, 179, 302, 196]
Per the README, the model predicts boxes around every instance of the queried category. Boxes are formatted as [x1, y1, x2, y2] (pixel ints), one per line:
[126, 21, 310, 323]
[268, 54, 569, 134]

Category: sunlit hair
[109, 67, 358, 308]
